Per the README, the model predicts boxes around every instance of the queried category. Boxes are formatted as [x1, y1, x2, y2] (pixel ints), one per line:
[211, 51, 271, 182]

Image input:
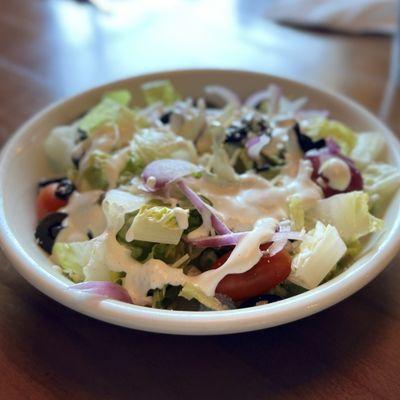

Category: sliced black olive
[35, 212, 67, 254]
[240, 294, 282, 309]
[160, 111, 172, 124]
[77, 128, 88, 142]
[54, 179, 75, 200]
[204, 100, 219, 109]
[294, 123, 326, 153]
[72, 154, 82, 169]
[38, 177, 66, 189]
[87, 229, 94, 240]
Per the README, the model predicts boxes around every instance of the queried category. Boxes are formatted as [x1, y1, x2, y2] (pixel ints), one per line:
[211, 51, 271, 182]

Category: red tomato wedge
[36, 183, 68, 220]
[211, 243, 291, 301]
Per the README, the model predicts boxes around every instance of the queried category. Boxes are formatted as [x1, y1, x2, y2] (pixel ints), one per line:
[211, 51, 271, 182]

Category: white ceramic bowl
[0, 69, 399, 335]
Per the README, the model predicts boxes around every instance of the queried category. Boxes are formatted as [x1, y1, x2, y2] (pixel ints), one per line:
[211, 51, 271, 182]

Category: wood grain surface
[0, 1, 398, 399]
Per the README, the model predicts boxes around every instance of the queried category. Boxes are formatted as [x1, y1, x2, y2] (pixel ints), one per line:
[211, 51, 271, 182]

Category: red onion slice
[244, 89, 271, 108]
[68, 281, 132, 303]
[187, 230, 304, 248]
[266, 239, 288, 257]
[141, 159, 201, 191]
[245, 134, 271, 161]
[204, 85, 241, 108]
[176, 180, 231, 235]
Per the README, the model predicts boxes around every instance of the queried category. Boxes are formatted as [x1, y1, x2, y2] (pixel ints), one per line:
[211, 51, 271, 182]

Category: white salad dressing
[57, 191, 106, 243]
[318, 157, 351, 191]
[121, 217, 277, 304]
[187, 160, 321, 231]
[103, 147, 131, 189]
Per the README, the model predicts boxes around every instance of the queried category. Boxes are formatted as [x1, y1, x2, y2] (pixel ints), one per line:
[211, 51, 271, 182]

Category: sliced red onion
[245, 134, 271, 161]
[295, 109, 329, 120]
[204, 85, 241, 108]
[244, 89, 271, 109]
[268, 84, 282, 116]
[176, 180, 231, 235]
[266, 239, 287, 257]
[68, 281, 132, 303]
[305, 139, 363, 197]
[187, 230, 304, 248]
[141, 159, 201, 191]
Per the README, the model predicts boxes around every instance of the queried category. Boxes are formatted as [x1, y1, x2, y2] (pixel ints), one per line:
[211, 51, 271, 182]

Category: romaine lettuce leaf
[125, 205, 188, 245]
[179, 283, 224, 311]
[80, 150, 110, 190]
[141, 80, 180, 106]
[308, 191, 383, 243]
[44, 124, 79, 173]
[288, 194, 305, 230]
[288, 222, 347, 289]
[362, 162, 400, 208]
[103, 90, 132, 106]
[130, 128, 198, 166]
[52, 236, 112, 282]
[350, 132, 386, 166]
[303, 118, 356, 155]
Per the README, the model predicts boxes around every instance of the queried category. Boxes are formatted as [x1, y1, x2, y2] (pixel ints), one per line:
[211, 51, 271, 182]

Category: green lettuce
[350, 132, 386, 166]
[179, 283, 224, 311]
[308, 191, 384, 243]
[80, 150, 110, 190]
[52, 236, 114, 282]
[289, 222, 347, 289]
[130, 128, 198, 166]
[124, 205, 188, 245]
[141, 80, 180, 106]
[303, 118, 357, 155]
[288, 195, 305, 230]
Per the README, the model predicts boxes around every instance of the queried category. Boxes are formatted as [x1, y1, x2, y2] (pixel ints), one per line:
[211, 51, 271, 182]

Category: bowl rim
[0, 68, 399, 335]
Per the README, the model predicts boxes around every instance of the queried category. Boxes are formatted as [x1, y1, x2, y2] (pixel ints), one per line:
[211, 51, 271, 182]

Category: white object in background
[264, 0, 396, 35]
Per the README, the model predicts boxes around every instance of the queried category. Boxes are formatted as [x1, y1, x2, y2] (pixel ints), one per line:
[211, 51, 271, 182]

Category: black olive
[225, 125, 248, 144]
[77, 128, 88, 142]
[204, 100, 219, 109]
[54, 179, 75, 200]
[240, 294, 282, 309]
[35, 212, 67, 254]
[38, 177, 66, 189]
[160, 111, 172, 124]
[294, 123, 326, 153]
[72, 154, 82, 169]
[87, 229, 94, 240]
[255, 164, 270, 173]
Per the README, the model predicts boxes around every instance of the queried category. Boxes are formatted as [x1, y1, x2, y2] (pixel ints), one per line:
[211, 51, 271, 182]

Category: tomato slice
[211, 243, 291, 301]
[36, 183, 68, 220]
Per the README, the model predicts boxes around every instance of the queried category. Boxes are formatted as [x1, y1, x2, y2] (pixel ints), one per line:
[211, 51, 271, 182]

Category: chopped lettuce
[308, 191, 383, 243]
[125, 205, 188, 245]
[288, 195, 305, 230]
[289, 222, 347, 289]
[130, 128, 198, 166]
[44, 124, 78, 173]
[207, 122, 238, 182]
[52, 236, 112, 282]
[303, 118, 356, 155]
[350, 132, 386, 166]
[362, 163, 400, 210]
[79, 94, 148, 142]
[179, 283, 224, 311]
[103, 90, 132, 106]
[141, 80, 180, 106]
[80, 150, 110, 190]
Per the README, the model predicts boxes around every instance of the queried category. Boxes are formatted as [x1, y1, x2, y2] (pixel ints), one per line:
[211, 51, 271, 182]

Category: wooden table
[0, 1, 399, 398]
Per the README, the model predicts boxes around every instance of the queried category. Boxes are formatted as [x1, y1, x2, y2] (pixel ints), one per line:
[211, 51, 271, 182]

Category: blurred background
[0, 0, 398, 141]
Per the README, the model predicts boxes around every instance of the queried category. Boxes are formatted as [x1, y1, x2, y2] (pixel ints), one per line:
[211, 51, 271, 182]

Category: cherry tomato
[211, 243, 291, 301]
[36, 183, 68, 220]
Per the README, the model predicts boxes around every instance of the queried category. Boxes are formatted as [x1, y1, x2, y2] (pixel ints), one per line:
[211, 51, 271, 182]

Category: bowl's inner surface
[1, 69, 399, 334]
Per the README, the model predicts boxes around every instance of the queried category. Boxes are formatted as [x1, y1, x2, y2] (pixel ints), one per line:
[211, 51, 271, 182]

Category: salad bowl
[0, 69, 399, 335]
